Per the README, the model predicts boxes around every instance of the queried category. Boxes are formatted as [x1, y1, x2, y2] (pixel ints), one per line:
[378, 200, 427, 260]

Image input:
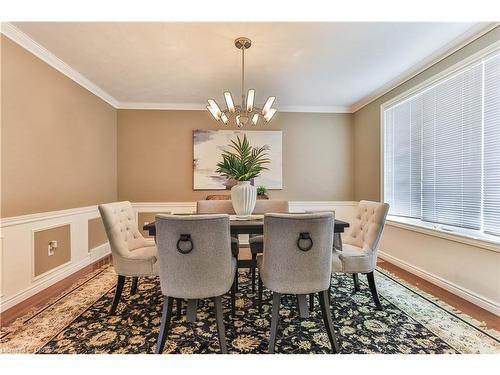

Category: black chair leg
[175, 298, 182, 320]
[258, 275, 263, 314]
[213, 296, 228, 354]
[366, 272, 383, 310]
[130, 277, 139, 295]
[318, 290, 340, 353]
[110, 275, 125, 314]
[251, 254, 257, 293]
[155, 296, 173, 354]
[231, 273, 237, 317]
[268, 292, 281, 354]
[309, 293, 314, 312]
[352, 273, 360, 293]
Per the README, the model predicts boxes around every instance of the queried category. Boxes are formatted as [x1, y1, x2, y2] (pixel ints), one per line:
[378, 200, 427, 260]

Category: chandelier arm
[207, 37, 276, 127]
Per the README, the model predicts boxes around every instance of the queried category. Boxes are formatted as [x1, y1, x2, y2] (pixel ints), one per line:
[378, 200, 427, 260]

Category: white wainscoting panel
[0, 206, 110, 312]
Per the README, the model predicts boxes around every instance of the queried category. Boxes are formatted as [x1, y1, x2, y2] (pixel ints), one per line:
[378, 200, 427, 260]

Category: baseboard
[0, 244, 111, 313]
[379, 251, 500, 316]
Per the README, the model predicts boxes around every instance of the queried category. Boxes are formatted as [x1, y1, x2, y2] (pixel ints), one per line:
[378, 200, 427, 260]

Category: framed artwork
[193, 129, 283, 190]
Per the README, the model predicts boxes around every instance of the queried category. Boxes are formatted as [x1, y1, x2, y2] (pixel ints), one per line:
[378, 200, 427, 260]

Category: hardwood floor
[0, 255, 111, 328]
[1, 250, 498, 334]
[376, 259, 500, 332]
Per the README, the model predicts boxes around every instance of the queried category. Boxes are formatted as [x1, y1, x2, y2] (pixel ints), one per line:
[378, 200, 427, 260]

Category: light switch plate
[48, 240, 58, 256]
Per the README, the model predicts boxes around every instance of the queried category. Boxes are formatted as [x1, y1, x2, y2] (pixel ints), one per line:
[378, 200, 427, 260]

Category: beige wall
[1, 35, 117, 218]
[379, 225, 500, 314]
[87, 217, 107, 251]
[353, 26, 500, 201]
[117, 110, 353, 202]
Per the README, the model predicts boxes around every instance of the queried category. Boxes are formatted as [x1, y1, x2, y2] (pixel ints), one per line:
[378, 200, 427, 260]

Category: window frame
[380, 41, 500, 251]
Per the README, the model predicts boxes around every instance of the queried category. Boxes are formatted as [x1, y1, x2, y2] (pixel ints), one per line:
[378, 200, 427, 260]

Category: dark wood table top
[143, 217, 349, 237]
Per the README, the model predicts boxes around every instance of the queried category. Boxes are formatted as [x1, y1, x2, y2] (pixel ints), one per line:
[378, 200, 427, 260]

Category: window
[383, 49, 500, 239]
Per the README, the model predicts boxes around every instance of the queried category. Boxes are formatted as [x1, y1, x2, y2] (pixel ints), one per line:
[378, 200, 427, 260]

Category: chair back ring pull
[176, 234, 194, 254]
[297, 232, 313, 252]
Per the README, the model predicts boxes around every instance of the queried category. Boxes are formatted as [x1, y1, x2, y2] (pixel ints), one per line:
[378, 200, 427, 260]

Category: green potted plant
[257, 185, 269, 199]
[216, 134, 270, 218]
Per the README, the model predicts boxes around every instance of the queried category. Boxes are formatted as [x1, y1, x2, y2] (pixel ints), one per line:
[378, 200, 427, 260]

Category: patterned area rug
[1, 265, 499, 354]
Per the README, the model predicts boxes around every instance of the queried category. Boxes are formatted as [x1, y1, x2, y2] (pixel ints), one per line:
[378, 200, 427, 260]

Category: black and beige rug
[1, 265, 499, 354]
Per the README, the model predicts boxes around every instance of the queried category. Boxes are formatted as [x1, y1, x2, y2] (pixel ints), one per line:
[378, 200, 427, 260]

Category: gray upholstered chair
[154, 214, 236, 354]
[257, 213, 340, 353]
[98, 201, 161, 314]
[332, 200, 390, 310]
[196, 200, 240, 312]
[248, 200, 289, 291]
[196, 200, 239, 258]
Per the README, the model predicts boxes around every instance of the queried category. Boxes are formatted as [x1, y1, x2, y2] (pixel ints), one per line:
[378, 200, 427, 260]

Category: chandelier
[206, 37, 277, 127]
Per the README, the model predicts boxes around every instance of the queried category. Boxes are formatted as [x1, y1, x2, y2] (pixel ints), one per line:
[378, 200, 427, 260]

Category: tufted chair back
[197, 200, 235, 214]
[155, 214, 235, 299]
[99, 201, 152, 258]
[253, 200, 289, 214]
[343, 201, 390, 256]
[260, 212, 334, 294]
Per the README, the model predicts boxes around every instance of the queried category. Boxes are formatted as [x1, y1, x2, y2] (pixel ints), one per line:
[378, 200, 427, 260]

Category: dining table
[143, 215, 350, 269]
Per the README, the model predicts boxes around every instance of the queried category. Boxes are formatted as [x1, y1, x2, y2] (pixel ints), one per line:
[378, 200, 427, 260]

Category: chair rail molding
[0, 205, 110, 313]
[3, 200, 498, 317]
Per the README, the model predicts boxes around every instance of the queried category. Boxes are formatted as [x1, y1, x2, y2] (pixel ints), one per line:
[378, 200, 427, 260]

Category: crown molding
[3, 22, 496, 115]
[0, 22, 120, 108]
[118, 102, 206, 111]
[279, 105, 352, 113]
[119, 102, 353, 113]
[349, 22, 499, 113]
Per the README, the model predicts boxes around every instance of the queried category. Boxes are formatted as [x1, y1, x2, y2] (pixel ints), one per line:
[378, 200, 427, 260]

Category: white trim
[131, 201, 358, 213]
[131, 202, 197, 214]
[379, 42, 500, 253]
[118, 102, 207, 111]
[0, 22, 352, 115]
[0, 205, 99, 227]
[288, 201, 358, 210]
[2, 22, 496, 115]
[379, 251, 500, 316]
[386, 218, 500, 254]
[278, 105, 352, 114]
[380, 41, 500, 111]
[118, 102, 353, 113]
[0, 237, 4, 298]
[351, 23, 499, 113]
[0, 22, 120, 108]
[0, 245, 110, 313]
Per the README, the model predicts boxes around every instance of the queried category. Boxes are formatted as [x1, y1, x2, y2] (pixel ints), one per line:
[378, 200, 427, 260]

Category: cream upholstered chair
[257, 213, 340, 354]
[154, 214, 236, 354]
[99, 201, 161, 314]
[248, 200, 289, 291]
[332, 200, 389, 310]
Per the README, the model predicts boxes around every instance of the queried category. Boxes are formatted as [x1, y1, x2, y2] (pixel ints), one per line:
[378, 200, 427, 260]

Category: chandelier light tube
[207, 37, 277, 127]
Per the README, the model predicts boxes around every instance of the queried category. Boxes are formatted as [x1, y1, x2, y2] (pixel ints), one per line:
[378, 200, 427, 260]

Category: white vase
[231, 181, 257, 219]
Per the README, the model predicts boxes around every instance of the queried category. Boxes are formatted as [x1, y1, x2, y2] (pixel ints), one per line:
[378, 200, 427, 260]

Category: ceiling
[7, 22, 493, 112]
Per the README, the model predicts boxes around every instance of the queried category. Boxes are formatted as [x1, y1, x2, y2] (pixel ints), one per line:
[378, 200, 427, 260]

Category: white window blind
[384, 49, 500, 238]
[484, 53, 500, 236]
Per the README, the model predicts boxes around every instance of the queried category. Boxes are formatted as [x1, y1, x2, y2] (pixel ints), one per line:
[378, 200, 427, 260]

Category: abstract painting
[193, 130, 283, 190]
